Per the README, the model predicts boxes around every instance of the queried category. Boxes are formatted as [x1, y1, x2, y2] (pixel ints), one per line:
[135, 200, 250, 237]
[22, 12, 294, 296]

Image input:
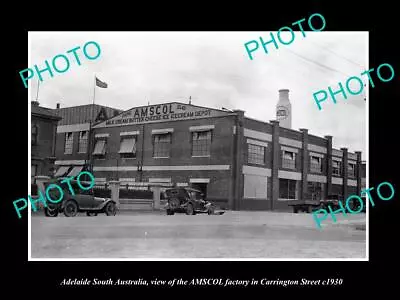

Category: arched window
[31, 124, 38, 145]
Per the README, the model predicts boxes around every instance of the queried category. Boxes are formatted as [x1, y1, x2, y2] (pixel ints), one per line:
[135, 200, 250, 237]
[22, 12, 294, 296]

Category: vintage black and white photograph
[29, 31, 367, 259]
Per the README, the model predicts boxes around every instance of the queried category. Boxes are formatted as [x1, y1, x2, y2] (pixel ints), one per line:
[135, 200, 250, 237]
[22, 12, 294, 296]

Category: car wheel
[307, 206, 313, 213]
[186, 203, 195, 215]
[207, 205, 215, 215]
[166, 209, 174, 215]
[86, 212, 98, 217]
[293, 207, 299, 213]
[104, 202, 117, 216]
[64, 201, 78, 217]
[45, 206, 59, 217]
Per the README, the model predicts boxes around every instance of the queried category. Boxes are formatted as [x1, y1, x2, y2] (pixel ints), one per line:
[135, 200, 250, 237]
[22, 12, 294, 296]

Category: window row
[64, 131, 88, 154]
[246, 145, 357, 177]
[279, 180, 324, 201]
[91, 130, 213, 159]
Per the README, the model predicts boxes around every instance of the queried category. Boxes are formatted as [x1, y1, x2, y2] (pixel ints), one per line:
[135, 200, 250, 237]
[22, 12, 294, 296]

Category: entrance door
[191, 183, 207, 199]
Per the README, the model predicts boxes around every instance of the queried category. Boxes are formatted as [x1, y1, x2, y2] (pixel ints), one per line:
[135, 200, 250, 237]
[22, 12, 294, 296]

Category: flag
[96, 77, 108, 88]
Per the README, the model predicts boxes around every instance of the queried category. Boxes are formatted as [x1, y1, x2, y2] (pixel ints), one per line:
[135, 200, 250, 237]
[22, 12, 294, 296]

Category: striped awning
[93, 139, 106, 155]
[67, 166, 83, 177]
[119, 137, 136, 154]
[54, 166, 70, 177]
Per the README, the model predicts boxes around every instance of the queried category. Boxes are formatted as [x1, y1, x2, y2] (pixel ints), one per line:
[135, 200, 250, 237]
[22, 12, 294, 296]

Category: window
[31, 164, 37, 183]
[119, 136, 136, 159]
[78, 131, 88, 153]
[308, 182, 325, 200]
[279, 179, 297, 199]
[92, 138, 107, 158]
[153, 133, 171, 158]
[64, 132, 73, 154]
[192, 130, 212, 157]
[332, 160, 342, 176]
[248, 144, 265, 165]
[244, 174, 268, 199]
[282, 150, 296, 169]
[310, 155, 322, 173]
[31, 124, 38, 145]
[348, 163, 356, 177]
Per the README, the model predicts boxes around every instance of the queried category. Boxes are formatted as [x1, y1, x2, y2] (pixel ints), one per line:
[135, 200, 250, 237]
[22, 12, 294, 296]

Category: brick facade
[31, 101, 61, 181]
[54, 101, 365, 211]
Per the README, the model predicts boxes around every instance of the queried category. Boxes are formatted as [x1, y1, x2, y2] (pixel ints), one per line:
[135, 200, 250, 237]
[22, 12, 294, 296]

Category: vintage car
[319, 194, 341, 210]
[164, 187, 223, 215]
[37, 178, 117, 217]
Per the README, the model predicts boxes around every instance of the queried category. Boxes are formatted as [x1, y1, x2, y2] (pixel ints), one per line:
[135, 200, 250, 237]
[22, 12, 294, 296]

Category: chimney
[56, 103, 60, 109]
[276, 89, 292, 129]
[31, 100, 39, 106]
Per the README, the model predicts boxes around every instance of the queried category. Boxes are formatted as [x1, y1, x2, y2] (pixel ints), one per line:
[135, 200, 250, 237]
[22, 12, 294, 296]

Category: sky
[29, 31, 367, 158]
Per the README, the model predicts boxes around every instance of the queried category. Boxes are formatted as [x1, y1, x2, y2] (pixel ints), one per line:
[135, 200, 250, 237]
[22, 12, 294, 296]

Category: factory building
[84, 90, 365, 210]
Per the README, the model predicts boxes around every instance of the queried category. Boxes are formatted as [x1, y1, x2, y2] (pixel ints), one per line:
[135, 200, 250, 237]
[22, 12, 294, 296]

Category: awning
[67, 166, 83, 177]
[119, 137, 136, 154]
[93, 139, 106, 155]
[54, 166, 70, 177]
[151, 128, 174, 135]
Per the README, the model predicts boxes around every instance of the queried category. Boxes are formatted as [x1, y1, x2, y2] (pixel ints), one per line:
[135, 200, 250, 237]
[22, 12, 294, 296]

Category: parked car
[164, 187, 224, 215]
[348, 195, 366, 213]
[319, 194, 341, 210]
[287, 199, 321, 213]
[37, 178, 117, 217]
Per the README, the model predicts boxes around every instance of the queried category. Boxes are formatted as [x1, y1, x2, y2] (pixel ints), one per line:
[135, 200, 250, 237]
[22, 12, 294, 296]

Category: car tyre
[207, 205, 215, 215]
[293, 207, 299, 214]
[166, 209, 174, 215]
[104, 202, 117, 216]
[86, 212, 98, 217]
[64, 200, 78, 217]
[186, 203, 195, 215]
[45, 206, 59, 217]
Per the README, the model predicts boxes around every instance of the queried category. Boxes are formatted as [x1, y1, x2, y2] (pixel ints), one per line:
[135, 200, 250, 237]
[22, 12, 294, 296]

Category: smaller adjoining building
[53, 103, 123, 178]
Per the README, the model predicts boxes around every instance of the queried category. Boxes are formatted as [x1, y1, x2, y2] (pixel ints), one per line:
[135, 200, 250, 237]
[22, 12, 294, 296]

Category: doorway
[191, 183, 208, 198]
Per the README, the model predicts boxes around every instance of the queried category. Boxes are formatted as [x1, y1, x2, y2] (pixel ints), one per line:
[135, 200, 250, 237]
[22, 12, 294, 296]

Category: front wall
[331, 184, 343, 197]
[92, 116, 235, 169]
[31, 116, 58, 176]
[279, 127, 303, 142]
[243, 118, 273, 135]
[31, 116, 57, 159]
[240, 177, 272, 210]
[92, 115, 235, 208]
[308, 134, 327, 148]
[94, 169, 231, 207]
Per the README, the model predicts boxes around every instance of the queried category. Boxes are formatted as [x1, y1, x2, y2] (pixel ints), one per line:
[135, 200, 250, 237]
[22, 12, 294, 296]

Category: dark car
[319, 194, 366, 213]
[348, 195, 366, 213]
[319, 194, 341, 210]
[38, 178, 117, 217]
[164, 187, 223, 215]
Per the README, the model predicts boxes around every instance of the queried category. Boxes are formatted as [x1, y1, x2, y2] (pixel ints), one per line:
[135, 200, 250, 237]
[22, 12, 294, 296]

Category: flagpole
[35, 79, 40, 101]
[87, 74, 96, 175]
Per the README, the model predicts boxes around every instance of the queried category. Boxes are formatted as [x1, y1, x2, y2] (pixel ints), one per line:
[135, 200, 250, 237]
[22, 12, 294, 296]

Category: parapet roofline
[117, 101, 237, 115]
[55, 103, 123, 111]
[32, 106, 62, 120]
[93, 102, 238, 127]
